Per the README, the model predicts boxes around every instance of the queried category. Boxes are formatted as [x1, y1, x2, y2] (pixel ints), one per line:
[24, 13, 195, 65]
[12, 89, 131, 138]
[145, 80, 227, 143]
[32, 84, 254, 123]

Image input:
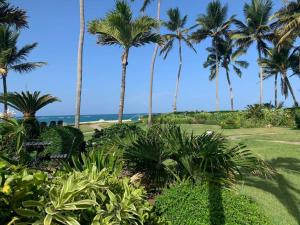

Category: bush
[155, 183, 271, 225]
[40, 126, 84, 156]
[220, 118, 240, 129]
[294, 108, 300, 128]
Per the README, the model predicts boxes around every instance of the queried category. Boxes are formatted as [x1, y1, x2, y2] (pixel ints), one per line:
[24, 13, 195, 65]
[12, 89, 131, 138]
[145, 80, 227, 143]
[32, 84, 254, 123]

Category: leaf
[22, 200, 44, 208]
[15, 208, 39, 218]
[44, 214, 52, 225]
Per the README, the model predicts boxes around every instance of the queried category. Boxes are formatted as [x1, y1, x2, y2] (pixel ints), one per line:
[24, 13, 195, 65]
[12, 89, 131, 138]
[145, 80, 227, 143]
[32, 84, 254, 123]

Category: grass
[81, 123, 300, 225]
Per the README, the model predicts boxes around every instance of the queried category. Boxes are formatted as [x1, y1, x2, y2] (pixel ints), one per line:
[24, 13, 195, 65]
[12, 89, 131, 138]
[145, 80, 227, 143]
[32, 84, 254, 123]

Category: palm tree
[75, 0, 85, 129]
[190, 0, 232, 111]
[0, 26, 46, 113]
[231, 0, 273, 105]
[0, 0, 27, 29]
[88, 1, 161, 124]
[272, 0, 300, 45]
[160, 8, 196, 113]
[131, 0, 162, 127]
[260, 45, 299, 106]
[0, 91, 60, 120]
[204, 39, 249, 110]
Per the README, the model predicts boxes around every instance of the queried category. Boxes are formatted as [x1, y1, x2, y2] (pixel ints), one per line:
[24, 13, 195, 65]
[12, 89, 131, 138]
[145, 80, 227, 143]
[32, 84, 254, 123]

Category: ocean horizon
[35, 113, 146, 125]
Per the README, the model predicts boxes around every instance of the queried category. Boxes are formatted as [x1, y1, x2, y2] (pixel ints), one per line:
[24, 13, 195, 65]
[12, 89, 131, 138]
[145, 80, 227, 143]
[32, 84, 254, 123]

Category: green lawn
[181, 124, 300, 225]
[82, 123, 300, 225]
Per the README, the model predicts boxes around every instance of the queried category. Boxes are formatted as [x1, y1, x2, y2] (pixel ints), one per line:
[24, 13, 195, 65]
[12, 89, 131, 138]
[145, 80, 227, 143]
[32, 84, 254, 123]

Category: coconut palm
[272, 0, 300, 45]
[131, 0, 162, 127]
[0, 0, 27, 29]
[204, 39, 249, 110]
[190, 0, 233, 111]
[0, 26, 46, 113]
[260, 45, 299, 106]
[0, 91, 60, 119]
[75, 0, 85, 129]
[160, 8, 196, 113]
[88, 0, 161, 124]
[231, 0, 273, 105]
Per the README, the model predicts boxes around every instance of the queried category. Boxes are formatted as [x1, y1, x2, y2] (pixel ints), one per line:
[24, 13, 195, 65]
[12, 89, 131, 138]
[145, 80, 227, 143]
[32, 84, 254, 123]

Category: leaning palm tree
[272, 0, 300, 45]
[190, 0, 232, 111]
[160, 8, 196, 113]
[231, 0, 273, 105]
[205, 39, 249, 110]
[131, 0, 162, 126]
[88, 1, 161, 124]
[0, 91, 60, 120]
[0, 26, 46, 113]
[260, 45, 299, 106]
[0, 0, 27, 29]
[75, 0, 85, 129]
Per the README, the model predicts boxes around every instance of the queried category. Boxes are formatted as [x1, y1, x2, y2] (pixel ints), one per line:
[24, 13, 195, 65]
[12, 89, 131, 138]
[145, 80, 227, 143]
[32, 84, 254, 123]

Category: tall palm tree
[88, 1, 161, 124]
[231, 0, 273, 105]
[0, 26, 46, 113]
[204, 39, 249, 110]
[0, 0, 27, 29]
[260, 45, 299, 106]
[75, 0, 85, 129]
[272, 0, 300, 45]
[160, 8, 196, 113]
[190, 0, 232, 111]
[131, 0, 162, 127]
[0, 91, 60, 119]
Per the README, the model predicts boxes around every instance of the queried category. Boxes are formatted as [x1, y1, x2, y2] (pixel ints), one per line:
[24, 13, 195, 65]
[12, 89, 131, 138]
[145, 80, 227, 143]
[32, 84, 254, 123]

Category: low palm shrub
[154, 183, 272, 225]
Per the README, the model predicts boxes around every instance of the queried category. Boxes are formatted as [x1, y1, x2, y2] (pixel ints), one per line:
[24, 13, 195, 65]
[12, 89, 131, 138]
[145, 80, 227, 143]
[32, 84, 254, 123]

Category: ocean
[36, 113, 145, 125]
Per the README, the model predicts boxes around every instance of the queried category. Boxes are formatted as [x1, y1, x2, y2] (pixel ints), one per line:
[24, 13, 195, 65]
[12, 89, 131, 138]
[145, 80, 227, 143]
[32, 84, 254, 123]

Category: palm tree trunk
[226, 70, 234, 111]
[148, 0, 161, 127]
[275, 73, 278, 108]
[118, 48, 129, 124]
[75, 0, 85, 128]
[283, 69, 298, 107]
[215, 40, 219, 111]
[2, 74, 7, 114]
[173, 38, 182, 113]
[258, 49, 263, 105]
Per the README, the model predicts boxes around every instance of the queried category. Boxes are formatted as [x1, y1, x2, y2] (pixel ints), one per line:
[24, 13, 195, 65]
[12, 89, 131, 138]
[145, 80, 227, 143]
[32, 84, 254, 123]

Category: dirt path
[228, 132, 277, 140]
[256, 140, 300, 145]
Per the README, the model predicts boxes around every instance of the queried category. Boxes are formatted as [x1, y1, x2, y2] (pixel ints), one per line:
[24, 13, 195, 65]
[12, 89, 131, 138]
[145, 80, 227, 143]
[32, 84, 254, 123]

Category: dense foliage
[0, 159, 168, 225]
[148, 106, 295, 128]
[155, 183, 272, 225]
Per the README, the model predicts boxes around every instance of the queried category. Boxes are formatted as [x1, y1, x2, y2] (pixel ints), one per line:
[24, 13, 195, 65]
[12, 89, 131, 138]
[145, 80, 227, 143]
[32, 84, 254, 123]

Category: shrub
[294, 108, 300, 128]
[155, 183, 271, 225]
[11, 166, 169, 225]
[220, 118, 240, 129]
[40, 126, 84, 156]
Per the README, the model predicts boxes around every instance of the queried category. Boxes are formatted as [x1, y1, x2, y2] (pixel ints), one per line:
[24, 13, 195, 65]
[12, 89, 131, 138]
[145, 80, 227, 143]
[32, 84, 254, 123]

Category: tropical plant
[160, 8, 196, 113]
[260, 44, 299, 106]
[272, 0, 300, 45]
[0, 91, 60, 120]
[0, 117, 25, 153]
[11, 166, 169, 225]
[0, 0, 27, 29]
[75, 0, 85, 129]
[88, 0, 161, 124]
[191, 0, 233, 111]
[204, 38, 249, 110]
[0, 26, 46, 113]
[232, 0, 273, 105]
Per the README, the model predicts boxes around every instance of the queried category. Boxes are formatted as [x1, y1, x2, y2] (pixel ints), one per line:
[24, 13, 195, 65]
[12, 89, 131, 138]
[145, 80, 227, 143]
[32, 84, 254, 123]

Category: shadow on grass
[244, 157, 300, 224]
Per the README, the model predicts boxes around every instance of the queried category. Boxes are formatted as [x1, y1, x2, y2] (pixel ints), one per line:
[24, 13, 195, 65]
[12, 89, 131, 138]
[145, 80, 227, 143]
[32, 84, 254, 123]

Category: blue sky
[7, 0, 299, 116]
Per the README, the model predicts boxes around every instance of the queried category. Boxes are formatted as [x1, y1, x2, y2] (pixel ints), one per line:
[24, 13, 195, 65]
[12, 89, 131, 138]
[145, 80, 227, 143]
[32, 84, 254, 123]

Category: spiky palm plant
[0, 0, 27, 29]
[160, 8, 196, 113]
[0, 91, 60, 119]
[204, 39, 249, 110]
[231, 0, 273, 105]
[190, 0, 233, 111]
[0, 26, 46, 113]
[88, 0, 161, 124]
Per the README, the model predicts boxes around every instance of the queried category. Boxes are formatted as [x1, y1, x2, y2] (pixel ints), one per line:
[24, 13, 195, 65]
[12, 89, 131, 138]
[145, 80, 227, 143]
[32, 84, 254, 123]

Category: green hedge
[40, 126, 84, 156]
[155, 183, 271, 225]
